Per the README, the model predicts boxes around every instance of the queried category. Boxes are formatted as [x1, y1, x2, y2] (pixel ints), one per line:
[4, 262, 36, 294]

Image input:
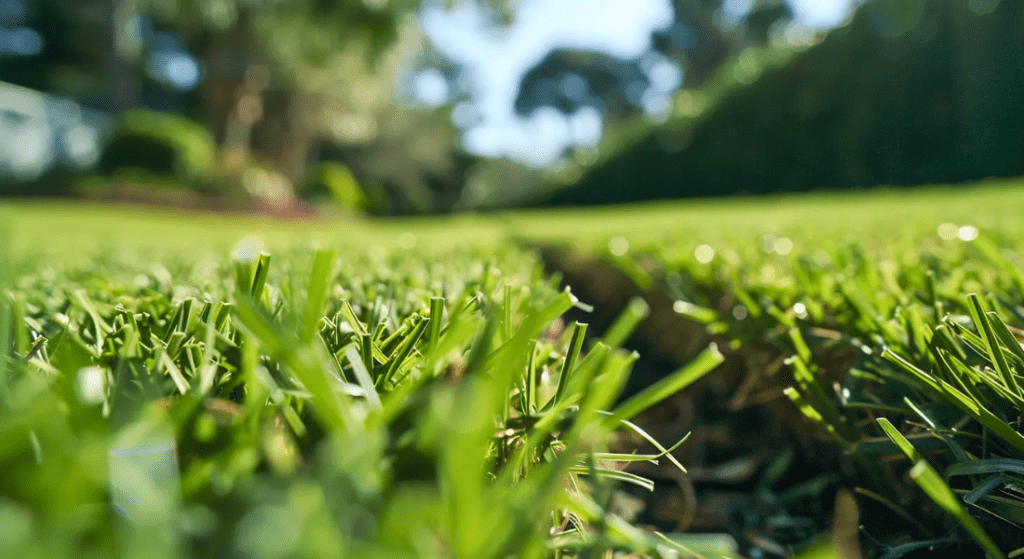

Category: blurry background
[0, 0, 1019, 215]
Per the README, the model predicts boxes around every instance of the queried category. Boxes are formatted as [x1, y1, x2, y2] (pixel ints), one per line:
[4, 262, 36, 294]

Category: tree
[506, 0, 796, 126]
[3, 0, 492, 212]
[515, 49, 650, 125]
[136, 0, 421, 185]
[0, 1, 128, 104]
[653, 0, 793, 87]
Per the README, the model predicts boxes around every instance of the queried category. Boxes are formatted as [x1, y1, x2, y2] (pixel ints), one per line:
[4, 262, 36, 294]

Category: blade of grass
[344, 346, 382, 411]
[789, 327, 813, 364]
[502, 283, 513, 341]
[877, 418, 1006, 559]
[427, 296, 444, 351]
[946, 459, 1024, 478]
[483, 287, 577, 371]
[968, 293, 1022, 398]
[610, 417, 689, 474]
[302, 249, 335, 342]
[552, 322, 587, 406]
[989, 311, 1024, 369]
[604, 343, 722, 428]
[600, 297, 649, 349]
[932, 346, 992, 410]
[382, 315, 428, 387]
[567, 465, 655, 491]
[250, 252, 272, 300]
[592, 432, 690, 464]
[788, 355, 849, 439]
[785, 387, 851, 448]
[155, 348, 189, 395]
[233, 300, 347, 432]
[672, 299, 718, 324]
[962, 474, 1017, 506]
[339, 299, 369, 338]
[881, 348, 1024, 453]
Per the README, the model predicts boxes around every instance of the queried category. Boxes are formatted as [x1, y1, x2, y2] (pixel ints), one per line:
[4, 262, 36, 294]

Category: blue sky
[417, 0, 860, 167]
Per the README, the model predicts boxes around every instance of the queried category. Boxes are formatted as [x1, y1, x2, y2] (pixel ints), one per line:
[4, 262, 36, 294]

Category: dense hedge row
[543, 0, 1024, 205]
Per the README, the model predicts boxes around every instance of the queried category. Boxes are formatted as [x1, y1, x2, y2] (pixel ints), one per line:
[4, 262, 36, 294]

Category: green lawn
[7, 178, 1024, 257]
[4, 179, 1024, 559]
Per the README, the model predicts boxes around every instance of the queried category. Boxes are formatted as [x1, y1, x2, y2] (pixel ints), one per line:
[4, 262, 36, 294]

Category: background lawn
[7, 178, 1024, 257]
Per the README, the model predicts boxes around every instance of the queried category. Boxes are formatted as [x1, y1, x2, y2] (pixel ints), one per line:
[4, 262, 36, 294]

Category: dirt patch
[76, 180, 317, 219]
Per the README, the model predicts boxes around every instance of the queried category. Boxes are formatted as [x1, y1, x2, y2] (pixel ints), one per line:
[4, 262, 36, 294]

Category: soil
[76, 180, 318, 220]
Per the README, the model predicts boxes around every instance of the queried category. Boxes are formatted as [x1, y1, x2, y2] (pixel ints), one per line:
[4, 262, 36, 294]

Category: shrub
[99, 110, 216, 186]
[304, 162, 369, 211]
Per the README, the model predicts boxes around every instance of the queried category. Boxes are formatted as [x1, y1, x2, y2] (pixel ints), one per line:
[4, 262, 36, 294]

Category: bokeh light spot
[75, 367, 107, 405]
[694, 244, 715, 263]
[608, 236, 629, 256]
[413, 68, 450, 107]
[958, 225, 978, 241]
[937, 223, 957, 240]
[774, 237, 793, 255]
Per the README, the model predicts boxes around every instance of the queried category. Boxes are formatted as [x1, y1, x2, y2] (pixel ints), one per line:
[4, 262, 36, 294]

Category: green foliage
[304, 162, 369, 211]
[145, 0, 420, 65]
[99, 110, 217, 186]
[41, 0, 473, 215]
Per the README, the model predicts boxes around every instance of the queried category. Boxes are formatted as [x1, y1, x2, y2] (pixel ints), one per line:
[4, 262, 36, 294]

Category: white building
[0, 81, 107, 184]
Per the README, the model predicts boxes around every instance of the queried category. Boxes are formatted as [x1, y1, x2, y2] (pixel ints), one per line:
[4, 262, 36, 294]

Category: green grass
[562, 180, 1024, 556]
[9, 178, 1024, 257]
[7, 177, 1024, 558]
[1, 219, 731, 558]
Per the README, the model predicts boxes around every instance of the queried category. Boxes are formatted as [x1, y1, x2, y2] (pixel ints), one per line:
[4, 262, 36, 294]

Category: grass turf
[7, 178, 1024, 256]
[5, 178, 1024, 558]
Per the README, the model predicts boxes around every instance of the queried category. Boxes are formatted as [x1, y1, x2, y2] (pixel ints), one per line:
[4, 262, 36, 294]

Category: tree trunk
[251, 89, 313, 187]
[220, 64, 269, 173]
[194, 11, 316, 195]
[197, 12, 260, 155]
[104, 0, 141, 111]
